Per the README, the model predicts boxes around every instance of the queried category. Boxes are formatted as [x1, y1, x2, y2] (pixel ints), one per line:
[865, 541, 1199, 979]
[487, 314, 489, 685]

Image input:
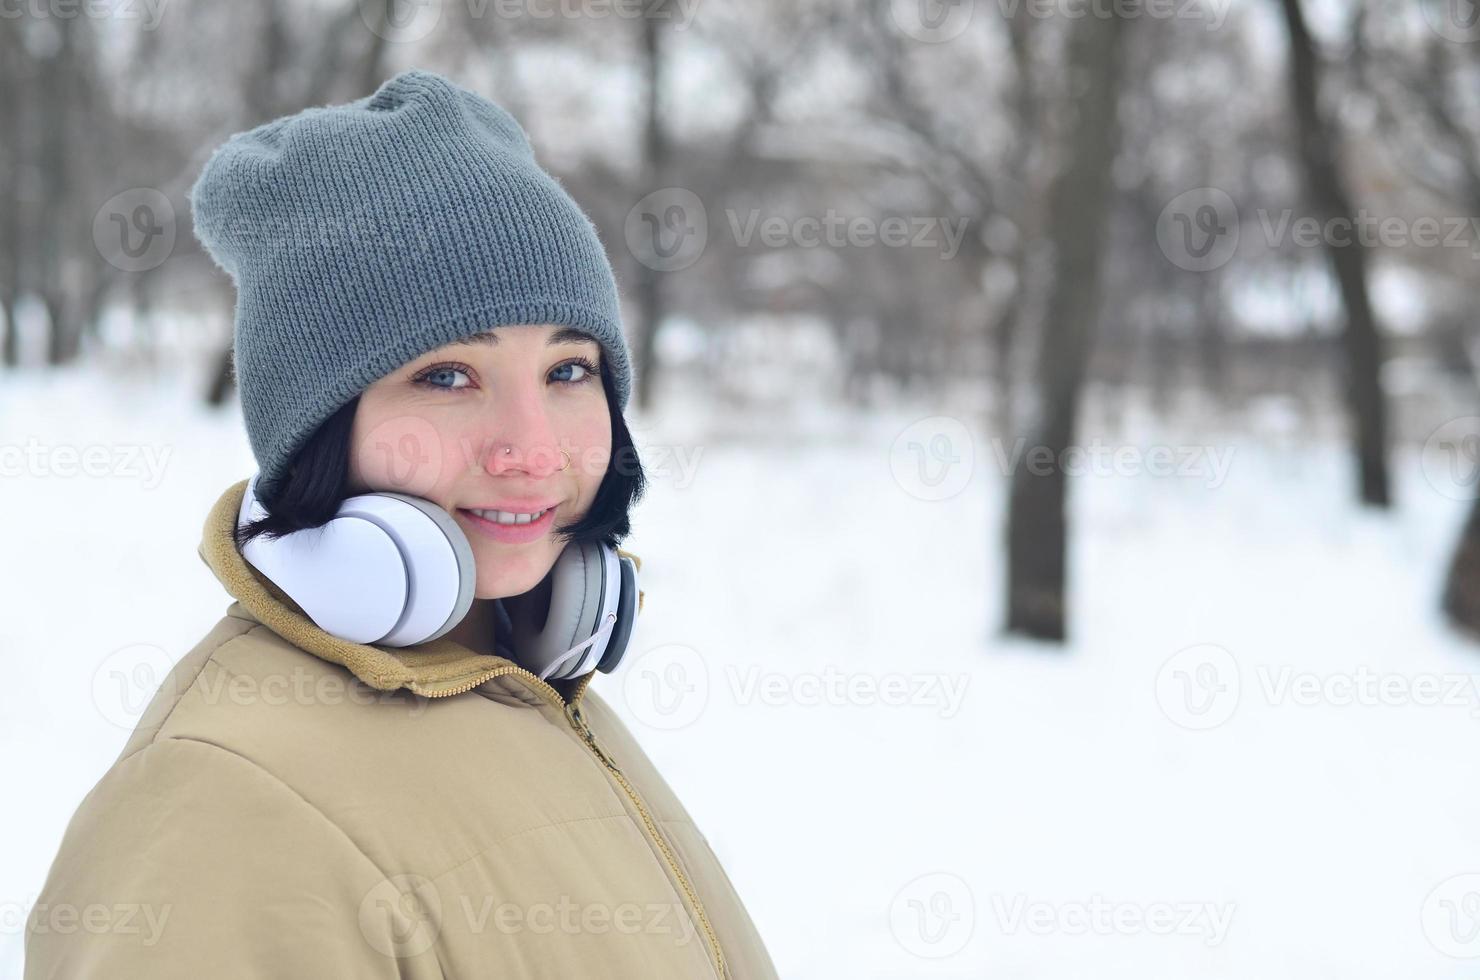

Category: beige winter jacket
[25, 478, 778, 979]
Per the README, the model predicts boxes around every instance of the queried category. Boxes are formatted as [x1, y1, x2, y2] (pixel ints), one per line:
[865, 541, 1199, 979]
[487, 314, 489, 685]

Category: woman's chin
[473, 551, 556, 600]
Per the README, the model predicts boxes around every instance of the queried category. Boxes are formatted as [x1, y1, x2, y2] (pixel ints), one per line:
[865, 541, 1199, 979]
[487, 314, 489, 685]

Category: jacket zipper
[414, 664, 729, 980]
[563, 698, 729, 980]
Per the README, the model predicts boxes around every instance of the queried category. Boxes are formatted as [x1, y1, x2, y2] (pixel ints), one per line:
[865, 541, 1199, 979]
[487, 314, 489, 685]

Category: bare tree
[1004, 9, 1129, 641]
[1351, 7, 1480, 630]
[1278, 0, 1392, 507]
[629, 1, 673, 412]
[35, 15, 84, 365]
[0, 22, 28, 367]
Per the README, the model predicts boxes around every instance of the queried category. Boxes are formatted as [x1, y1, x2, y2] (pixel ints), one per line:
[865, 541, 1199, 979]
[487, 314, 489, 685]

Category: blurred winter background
[6, 0, 1480, 976]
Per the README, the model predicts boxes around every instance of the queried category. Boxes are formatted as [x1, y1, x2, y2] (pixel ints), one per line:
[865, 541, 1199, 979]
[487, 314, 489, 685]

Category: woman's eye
[417, 366, 472, 389]
[551, 359, 597, 385]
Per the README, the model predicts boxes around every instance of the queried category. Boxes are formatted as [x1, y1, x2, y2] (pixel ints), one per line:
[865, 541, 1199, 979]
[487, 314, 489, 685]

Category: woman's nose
[476, 397, 564, 478]
[483, 440, 565, 477]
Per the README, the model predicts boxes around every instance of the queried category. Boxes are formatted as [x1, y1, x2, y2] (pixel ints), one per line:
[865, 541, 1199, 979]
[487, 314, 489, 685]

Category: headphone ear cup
[236, 476, 476, 648]
[508, 541, 606, 680]
[505, 543, 639, 680]
[364, 492, 477, 646]
[569, 543, 622, 677]
[238, 476, 409, 645]
[596, 555, 638, 674]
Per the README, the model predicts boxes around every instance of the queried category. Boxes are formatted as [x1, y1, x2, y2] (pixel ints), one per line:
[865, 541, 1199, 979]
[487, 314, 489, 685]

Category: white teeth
[471, 507, 548, 525]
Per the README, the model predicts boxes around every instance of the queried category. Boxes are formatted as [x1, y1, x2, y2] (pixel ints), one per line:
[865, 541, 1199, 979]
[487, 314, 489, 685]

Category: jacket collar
[198, 478, 596, 708]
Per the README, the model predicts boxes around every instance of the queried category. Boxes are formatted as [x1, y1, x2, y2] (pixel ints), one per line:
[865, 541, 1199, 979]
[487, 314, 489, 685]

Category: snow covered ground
[2, 359, 1478, 978]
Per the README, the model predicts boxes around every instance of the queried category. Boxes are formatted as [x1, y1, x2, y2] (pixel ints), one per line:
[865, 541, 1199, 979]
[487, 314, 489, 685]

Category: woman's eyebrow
[450, 328, 599, 349]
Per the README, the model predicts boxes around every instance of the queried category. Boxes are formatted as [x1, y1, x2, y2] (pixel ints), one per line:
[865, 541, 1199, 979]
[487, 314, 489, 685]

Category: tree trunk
[39, 16, 81, 367]
[631, 3, 669, 412]
[0, 23, 23, 369]
[1003, 9, 1128, 641]
[1279, 0, 1392, 507]
[207, 345, 236, 407]
[992, 0, 1040, 436]
[1444, 495, 1480, 636]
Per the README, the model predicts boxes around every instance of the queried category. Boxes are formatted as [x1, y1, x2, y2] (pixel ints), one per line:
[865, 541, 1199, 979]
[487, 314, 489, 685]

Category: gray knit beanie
[189, 68, 631, 503]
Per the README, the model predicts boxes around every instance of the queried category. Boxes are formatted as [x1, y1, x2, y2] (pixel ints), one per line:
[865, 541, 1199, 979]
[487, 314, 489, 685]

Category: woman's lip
[463, 502, 560, 513]
[457, 506, 556, 544]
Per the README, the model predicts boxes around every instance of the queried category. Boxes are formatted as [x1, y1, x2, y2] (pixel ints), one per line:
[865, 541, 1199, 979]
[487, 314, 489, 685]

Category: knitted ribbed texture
[188, 69, 631, 502]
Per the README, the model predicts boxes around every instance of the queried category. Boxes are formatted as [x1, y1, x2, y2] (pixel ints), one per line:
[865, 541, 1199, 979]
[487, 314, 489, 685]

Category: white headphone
[236, 473, 638, 681]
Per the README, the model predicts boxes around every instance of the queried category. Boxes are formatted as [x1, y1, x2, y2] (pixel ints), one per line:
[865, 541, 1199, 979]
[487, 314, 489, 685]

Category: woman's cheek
[569, 419, 612, 494]
[350, 411, 457, 499]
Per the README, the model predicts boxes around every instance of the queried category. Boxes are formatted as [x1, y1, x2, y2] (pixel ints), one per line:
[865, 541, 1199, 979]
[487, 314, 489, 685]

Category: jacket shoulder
[25, 736, 438, 979]
[115, 612, 258, 763]
[122, 611, 429, 765]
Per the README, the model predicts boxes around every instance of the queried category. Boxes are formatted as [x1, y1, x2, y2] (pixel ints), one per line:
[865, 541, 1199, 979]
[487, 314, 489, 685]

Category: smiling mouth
[456, 506, 559, 541]
[461, 506, 554, 526]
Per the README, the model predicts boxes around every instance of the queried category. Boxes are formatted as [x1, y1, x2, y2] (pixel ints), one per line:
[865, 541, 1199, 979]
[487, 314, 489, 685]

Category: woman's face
[346, 323, 612, 599]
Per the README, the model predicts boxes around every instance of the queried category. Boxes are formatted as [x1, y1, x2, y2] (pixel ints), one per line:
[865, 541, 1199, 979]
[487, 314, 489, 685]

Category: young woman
[25, 69, 776, 980]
